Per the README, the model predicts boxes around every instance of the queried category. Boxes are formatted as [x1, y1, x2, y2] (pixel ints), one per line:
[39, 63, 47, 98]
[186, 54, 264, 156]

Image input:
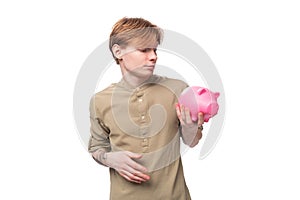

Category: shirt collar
[117, 75, 163, 90]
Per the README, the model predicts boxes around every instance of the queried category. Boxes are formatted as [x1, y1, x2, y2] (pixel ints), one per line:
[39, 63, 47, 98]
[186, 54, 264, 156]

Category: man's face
[119, 42, 158, 78]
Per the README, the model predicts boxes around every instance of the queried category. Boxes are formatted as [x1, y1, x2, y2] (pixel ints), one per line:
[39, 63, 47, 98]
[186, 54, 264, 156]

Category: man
[88, 17, 204, 200]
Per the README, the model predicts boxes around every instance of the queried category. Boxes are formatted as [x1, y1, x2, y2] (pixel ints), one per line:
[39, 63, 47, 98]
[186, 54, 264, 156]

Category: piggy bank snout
[206, 102, 219, 114]
[202, 103, 219, 122]
[196, 90, 220, 122]
[214, 92, 220, 98]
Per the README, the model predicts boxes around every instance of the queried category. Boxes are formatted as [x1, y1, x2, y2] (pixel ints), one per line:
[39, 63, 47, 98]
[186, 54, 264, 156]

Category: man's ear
[112, 44, 122, 59]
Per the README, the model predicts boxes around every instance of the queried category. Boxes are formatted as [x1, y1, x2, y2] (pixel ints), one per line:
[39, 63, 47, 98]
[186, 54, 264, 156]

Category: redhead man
[88, 17, 204, 200]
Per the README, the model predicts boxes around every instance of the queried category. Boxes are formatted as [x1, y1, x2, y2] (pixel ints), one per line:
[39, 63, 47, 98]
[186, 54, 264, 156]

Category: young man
[88, 17, 204, 200]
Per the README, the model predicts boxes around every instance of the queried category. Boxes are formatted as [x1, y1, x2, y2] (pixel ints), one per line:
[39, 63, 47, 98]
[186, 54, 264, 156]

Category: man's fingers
[124, 151, 150, 181]
[133, 171, 150, 181]
[180, 105, 186, 122]
[176, 104, 194, 125]
[127, 158, 148, 174]
[175, 104, 182, 121]
[126, 152, 149, 173]
[126, 151, 143, 159]
[175, 103, 185, 125]
[119, 171, 142, 184]
[129, 168, 150, 181]
[198, 112, 204, 125]
[119, 167, 150, 183]
[184, 107, 192, 124]
[127, 159, 150, 180]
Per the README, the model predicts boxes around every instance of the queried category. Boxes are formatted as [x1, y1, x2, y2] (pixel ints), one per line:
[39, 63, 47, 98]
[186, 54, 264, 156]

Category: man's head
[109, 17, 163, 64]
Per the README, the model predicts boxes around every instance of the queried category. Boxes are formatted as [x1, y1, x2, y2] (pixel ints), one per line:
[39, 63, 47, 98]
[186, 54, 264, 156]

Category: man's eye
[139, 48, 157, 53]
[139, 48, 150, 52]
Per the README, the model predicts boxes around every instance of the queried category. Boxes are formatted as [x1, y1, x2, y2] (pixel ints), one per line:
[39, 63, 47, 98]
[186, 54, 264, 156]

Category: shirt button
[141, 115, 145, 120]
[138, 98, 143, 102]
[141, 138, 149, 148]
[136, 92, 143, 97]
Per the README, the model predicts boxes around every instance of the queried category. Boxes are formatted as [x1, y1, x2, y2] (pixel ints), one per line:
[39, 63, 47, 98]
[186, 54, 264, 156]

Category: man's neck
[122, 74, 152, 88]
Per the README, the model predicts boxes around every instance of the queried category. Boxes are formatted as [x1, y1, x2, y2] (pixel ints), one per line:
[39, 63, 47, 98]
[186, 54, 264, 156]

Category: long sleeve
[88, 96, 111, 153]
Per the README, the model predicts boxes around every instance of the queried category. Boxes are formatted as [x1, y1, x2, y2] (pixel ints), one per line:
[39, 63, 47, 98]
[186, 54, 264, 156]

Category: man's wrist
[182, 123, 198, 133]
[93, 150, 109, 166]
[99, 151, 108, 164]
[198, 125, 203, 131]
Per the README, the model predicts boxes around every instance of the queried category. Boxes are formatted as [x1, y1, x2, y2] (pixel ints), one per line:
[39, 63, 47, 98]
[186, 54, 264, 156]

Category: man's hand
[104, 151, 150, 184]
[176, 104, 204, 147]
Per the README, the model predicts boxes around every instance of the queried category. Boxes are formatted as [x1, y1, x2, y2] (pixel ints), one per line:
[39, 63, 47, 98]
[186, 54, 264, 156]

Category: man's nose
[148, 49, 157, 62]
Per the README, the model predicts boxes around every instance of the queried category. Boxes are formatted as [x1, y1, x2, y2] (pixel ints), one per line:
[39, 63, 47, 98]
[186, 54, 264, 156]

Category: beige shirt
[88, 75, 191, 200]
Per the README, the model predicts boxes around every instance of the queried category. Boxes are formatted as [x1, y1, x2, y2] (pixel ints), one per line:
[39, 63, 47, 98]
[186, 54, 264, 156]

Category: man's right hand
[104, 151, 150, 184]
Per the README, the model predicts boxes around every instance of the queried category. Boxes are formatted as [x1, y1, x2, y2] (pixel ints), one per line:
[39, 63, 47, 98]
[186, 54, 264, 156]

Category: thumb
[125, 151, 143, 159]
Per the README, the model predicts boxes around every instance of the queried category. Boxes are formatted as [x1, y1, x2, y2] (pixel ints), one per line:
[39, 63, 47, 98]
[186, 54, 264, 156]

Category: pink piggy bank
[178, 86, 220, 122]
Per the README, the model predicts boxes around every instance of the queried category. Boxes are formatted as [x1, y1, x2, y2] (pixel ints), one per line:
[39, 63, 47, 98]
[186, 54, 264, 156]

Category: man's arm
[88, 97, 150, 184]
[176, 104, 204, 147]
[92, 150, 150, 184]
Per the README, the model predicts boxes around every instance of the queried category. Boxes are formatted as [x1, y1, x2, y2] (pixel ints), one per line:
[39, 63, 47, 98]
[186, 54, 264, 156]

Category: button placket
[135, 89, 148, 123]
[134, 87, 150, 142]
[141, 137, 149, 147]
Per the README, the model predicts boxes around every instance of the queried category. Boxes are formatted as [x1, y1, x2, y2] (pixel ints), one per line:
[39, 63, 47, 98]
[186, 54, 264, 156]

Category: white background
[1, 0, 299, 199]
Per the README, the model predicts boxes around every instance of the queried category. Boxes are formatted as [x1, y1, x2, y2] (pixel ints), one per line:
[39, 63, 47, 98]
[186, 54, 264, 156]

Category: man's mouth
[144, 65, 155, 70]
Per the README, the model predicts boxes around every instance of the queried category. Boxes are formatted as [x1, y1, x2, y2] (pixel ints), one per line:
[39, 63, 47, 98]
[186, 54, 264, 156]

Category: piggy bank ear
[197, 88, 207, 95]
[214, 92, 220, 98]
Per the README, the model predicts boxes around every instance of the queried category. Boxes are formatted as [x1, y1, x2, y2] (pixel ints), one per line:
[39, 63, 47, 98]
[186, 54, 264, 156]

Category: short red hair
[109, 17, 163, 64]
